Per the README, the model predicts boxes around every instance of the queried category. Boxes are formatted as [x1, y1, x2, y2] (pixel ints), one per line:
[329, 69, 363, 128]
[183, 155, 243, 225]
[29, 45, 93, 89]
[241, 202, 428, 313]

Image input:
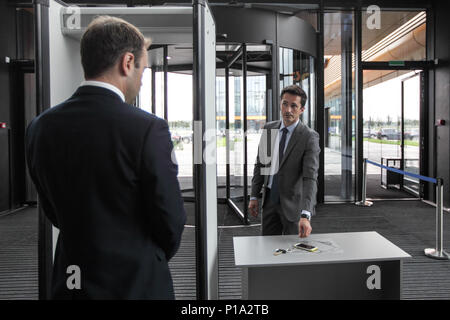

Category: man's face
[125, 48, 148, 104]
[280, 92, 304, 127]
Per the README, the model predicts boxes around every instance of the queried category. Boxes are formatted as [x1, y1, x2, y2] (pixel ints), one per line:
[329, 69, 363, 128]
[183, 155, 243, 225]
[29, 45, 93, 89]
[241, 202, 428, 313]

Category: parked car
[182, 133, 192, 144]
[171, 132, 182, 143]
[377, 128, 401, 140]
[405, 128, 419, 141]
[363, 129, 373, 138]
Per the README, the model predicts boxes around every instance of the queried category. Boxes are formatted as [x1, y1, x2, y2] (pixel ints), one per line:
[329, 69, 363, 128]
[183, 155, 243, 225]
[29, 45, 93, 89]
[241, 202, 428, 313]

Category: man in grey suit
[249, 85, 320, 237]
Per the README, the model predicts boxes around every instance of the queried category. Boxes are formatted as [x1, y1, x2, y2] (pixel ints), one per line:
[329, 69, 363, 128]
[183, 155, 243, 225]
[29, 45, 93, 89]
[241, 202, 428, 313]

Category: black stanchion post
[424, 178, 450, 260]
[355, 158, 373, 207]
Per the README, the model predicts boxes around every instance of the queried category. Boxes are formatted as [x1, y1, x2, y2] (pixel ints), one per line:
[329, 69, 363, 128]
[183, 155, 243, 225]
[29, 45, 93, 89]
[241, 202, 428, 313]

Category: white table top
[233, 231, 411, 267]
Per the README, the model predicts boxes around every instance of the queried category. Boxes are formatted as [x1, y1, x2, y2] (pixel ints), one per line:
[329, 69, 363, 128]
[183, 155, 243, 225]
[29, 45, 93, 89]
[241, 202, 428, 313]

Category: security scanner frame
[34, 0, 217, 299]
[233, 231, 411, 300]
[211, 6, 318, 225]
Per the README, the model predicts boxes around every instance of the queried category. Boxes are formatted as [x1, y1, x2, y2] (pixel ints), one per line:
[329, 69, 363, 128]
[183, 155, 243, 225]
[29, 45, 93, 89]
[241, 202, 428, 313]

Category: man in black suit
[25, 16, 186, 299]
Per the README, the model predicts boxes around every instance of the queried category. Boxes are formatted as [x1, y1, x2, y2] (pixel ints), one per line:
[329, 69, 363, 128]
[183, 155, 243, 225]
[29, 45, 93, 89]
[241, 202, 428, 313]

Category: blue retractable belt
[365, 159, 437, 184]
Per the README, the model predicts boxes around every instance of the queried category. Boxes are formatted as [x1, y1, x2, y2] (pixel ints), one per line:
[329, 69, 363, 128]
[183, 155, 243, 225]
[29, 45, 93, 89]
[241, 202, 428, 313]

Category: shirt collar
[80, 80, 125, 102]
[280, 118, 300, 134]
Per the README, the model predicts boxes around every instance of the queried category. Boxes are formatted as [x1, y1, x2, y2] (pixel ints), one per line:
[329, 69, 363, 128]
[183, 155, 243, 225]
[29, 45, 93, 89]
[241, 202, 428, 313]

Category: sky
[363, 71, 420, 123]
[139, 70, 193, 121]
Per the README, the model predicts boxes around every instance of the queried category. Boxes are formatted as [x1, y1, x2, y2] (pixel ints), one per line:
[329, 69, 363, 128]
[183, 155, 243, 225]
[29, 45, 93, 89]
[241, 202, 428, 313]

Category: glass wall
[323, 11, 355, 202]
[402, 74, 421, 195]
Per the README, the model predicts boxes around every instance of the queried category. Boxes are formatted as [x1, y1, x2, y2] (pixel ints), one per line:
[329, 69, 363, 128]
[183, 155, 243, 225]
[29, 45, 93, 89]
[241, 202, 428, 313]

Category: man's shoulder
[29, 95, 165, 136]
[123, 104, 161, 122]
[29, 101, 66, 124]
[298, 122, 319, 137]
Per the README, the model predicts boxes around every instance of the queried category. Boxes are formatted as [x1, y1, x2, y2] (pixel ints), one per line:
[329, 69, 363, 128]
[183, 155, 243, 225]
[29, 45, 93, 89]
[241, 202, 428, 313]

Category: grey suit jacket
[251, 120, 320, 222]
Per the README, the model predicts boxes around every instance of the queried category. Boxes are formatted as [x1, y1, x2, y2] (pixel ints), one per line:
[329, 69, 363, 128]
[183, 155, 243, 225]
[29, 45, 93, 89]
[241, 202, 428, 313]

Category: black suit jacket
[25, 86, 186, 299]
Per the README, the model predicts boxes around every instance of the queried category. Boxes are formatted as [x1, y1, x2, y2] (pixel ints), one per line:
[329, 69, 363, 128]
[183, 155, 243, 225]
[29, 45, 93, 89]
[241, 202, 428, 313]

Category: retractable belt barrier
[356, 158, 449, 261]
[366, 159, 437, 184]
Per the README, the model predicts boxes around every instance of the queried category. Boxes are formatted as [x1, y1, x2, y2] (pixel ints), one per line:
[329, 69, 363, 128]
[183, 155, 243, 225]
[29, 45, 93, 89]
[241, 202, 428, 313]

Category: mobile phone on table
[294, 242, 318, 252]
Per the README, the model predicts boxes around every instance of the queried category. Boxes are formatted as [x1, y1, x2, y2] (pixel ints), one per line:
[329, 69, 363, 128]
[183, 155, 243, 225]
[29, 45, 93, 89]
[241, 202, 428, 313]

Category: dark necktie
[270, 127, 289, 204]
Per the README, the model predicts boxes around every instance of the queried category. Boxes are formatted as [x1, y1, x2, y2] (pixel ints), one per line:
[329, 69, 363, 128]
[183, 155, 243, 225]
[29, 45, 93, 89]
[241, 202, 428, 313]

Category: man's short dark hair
[80, 16, 151, 79]
[280, 85, 307, 108]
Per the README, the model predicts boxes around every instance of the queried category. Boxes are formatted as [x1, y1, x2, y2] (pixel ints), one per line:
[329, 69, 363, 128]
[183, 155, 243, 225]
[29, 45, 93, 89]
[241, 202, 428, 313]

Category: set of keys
[273, 242, 319, 255]
[273, 248, 292, 256]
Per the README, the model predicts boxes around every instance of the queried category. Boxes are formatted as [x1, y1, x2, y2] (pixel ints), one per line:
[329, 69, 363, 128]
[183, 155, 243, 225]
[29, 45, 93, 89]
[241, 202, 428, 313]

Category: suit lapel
[279, 121, 304, 169]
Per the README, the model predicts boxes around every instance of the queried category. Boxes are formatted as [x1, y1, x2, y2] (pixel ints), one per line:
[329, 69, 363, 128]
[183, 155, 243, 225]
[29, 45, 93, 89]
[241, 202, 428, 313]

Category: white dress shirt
[81, 80, 125, 102]
[251, 119, 311, 220]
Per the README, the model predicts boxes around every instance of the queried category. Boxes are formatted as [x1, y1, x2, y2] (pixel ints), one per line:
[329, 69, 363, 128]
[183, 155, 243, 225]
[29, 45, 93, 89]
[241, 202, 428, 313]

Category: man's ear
[119, 52, 135, 76]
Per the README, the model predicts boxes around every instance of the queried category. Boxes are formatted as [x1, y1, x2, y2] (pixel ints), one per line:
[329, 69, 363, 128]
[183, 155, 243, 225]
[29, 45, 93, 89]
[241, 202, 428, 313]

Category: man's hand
[248, 199, 259, 217]
[298, 218, 312, 238]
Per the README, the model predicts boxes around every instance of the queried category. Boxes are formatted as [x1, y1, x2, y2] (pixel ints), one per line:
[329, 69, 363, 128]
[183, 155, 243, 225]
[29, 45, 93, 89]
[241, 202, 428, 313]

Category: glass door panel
[216, 74, 227, 199]
[246, 73, 267, 223]
[217, 43, 272, 223]
[229, 70, 245, 211]
[402, 74, 421, 195]
[363, 69, 419, 198]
